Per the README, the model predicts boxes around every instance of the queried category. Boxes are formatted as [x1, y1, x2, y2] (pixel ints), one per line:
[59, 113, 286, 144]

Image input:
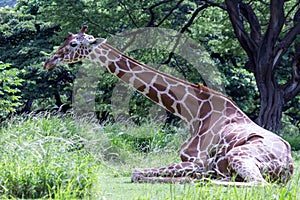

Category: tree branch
[283, 51, 300, 102]
[162, 4, 208, 64]
[285, 1, 300, 20]
[273, 22, 300, 68]
[276, 9, 300, 52]
[272, 7, 300, 69]
[180, 4, 208, 34]
[157, 0, 184, 27]
[201, 0, 226, 10]
[239, 3, 261, 44]
[119, 1, 139, 28]
[145, 0, 174, 27]
[262, 0, 285, 52]
[282, 8, 300, 101]
[225, 0, 258, 62]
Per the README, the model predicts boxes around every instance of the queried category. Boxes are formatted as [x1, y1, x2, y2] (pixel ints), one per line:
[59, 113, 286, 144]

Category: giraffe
[44, 25, 294, 185]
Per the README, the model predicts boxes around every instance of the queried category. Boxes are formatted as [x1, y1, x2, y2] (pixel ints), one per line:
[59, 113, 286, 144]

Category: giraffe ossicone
[44, 25, 294, 185]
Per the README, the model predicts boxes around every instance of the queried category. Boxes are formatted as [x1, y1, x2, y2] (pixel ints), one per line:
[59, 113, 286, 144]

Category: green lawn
[93, 158, 300, 200]
[0, 114, 299, 199]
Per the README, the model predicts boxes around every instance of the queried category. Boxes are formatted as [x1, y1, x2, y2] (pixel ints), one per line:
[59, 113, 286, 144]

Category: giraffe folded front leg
[131, 162, 203, 183]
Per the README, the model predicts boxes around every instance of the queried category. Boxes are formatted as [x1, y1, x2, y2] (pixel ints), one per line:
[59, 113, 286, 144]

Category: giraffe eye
[70, 41, 78, 47]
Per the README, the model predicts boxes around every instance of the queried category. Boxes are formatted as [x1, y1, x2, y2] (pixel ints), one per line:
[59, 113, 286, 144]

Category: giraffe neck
[89, 43, 250, 134]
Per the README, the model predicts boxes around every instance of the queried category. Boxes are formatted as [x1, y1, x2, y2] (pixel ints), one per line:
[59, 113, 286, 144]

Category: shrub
[0, 114, 97, 199]
[0, 63, 23, 118]
[0, 113, 188, 198]
[280, 113, 300, 151]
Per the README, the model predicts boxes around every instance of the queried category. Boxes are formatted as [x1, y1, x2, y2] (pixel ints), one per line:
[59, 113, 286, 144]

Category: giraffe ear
[89, 38, 106, 45]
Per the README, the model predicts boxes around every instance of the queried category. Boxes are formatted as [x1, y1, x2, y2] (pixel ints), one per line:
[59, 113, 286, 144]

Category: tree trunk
[256, 78, 284, 132]
[224, 0, 300, 132]
[254, 39, 284, 131]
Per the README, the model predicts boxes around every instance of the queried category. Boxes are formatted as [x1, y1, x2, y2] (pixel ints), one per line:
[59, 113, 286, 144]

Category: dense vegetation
[0, 0, 299, 198]
[0, 114, 299, 199]
[0, 0, 299, 132]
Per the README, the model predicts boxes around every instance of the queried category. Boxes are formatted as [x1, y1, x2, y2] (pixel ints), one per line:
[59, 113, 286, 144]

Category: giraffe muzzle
[44, 56, 60, 70]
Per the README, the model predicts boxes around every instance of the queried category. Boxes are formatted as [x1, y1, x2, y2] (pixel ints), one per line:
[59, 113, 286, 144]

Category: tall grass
[0, 113, 99, 199]
[0, 113, 299, 199]
[0, 113, 185, 198]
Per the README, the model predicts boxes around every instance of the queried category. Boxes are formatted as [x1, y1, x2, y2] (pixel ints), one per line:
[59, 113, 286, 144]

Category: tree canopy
[0, 0, 299, 134]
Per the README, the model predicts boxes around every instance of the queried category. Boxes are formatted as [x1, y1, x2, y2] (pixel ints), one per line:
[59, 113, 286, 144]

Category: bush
[0, 113, 189, 198]
[102, 121, 182, 153]
[0, 63, 23, 118]
[0, 114, 97, 199]
[280, 113, 300, 151]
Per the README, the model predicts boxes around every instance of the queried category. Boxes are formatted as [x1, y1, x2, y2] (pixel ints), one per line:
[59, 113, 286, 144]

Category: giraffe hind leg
[131, 162, 203, 183]
[225, 146, 269, 184]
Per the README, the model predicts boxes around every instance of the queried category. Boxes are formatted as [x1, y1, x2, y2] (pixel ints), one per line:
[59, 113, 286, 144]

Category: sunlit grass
[0, 114, 98, 199]
[94, 160, 300, 200]
[0, 113, 299, 199]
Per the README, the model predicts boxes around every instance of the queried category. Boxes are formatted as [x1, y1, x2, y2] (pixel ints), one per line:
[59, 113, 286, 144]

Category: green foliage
[281, 113, 300, 151]
[0, 6, 49, 66]
[0, 114, 98, 199]
[0, 114, 299, 199]
[0, 114, 187, 198]
[284, 135, 300, 152]
[192, 6, 244, 57]
[30, 0, 262, 124]
[0, 0, 298, 133]
[103, 122, 180, 153]
[0, 63, 24, 117]
[223, 67, 259, 118]
[0, 4, 74, 113]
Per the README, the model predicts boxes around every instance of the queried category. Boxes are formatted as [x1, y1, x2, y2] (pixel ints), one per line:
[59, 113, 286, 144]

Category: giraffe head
[44, 25, 106, 70]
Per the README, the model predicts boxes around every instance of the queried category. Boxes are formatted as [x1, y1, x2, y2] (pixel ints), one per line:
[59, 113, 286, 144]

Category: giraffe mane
[100, 42, 239, 108]
[102, 42, 201, 87]
[197, 84, 239, 107]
